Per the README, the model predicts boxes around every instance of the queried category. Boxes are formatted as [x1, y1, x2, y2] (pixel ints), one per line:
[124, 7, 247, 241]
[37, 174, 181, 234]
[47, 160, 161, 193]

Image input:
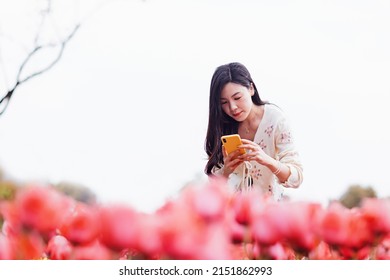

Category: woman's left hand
[238, 139, 272, 166]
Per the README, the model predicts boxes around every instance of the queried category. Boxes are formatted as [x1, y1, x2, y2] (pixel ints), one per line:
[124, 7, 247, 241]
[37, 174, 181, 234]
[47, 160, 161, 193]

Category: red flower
[319, 202, 351, 247]
[338, 245, 371, 260]
[46, 235, 73, 260]
[361, 198, 390, 236]
[132, 214, 162, 258]
[15, 185, 74, 234]
[99, 205, 140, 252]
[319, 202, 374, 251]
[308, 241, 335, 260]
[0, 201, 21, 235]
[231, 189, 265, 225]
[72, 240, 112, 260]
[157, 194, 231, 259]
[187, 181, 228, 222]
[11, 231, 46, 259]
[250, 206, 283, 246]
[278, 202, 323, 253]
[375, 235, 390, 260]
[0, 234, 14, 260]
[157, 202, 207, 259]
[194, 224, 232, 260]
[59, 203, 100, 245]
[227, 218, 251, 244]
[262, 242, 292, 260]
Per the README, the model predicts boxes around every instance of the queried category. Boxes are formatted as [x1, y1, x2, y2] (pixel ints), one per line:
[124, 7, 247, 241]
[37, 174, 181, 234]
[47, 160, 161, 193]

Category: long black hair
[204, 62, 267, 175]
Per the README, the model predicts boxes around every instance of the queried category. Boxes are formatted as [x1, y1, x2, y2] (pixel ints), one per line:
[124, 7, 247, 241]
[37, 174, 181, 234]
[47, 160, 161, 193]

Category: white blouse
[214, 104, 303, 200]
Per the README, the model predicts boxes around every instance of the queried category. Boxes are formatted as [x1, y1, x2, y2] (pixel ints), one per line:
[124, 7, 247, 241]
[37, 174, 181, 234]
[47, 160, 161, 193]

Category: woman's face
[220, 82, 254, 122]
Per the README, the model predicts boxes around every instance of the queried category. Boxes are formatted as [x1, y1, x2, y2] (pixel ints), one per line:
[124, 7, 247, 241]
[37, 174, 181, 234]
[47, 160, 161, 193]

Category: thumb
[222, 146, 228, 158]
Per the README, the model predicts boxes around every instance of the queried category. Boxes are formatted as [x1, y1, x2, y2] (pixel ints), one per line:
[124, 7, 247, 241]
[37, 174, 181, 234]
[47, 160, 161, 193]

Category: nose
[229, 102, 238, 112]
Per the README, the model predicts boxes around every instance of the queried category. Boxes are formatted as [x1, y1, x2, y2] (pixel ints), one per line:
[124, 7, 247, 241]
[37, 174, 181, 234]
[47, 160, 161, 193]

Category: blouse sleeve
[274, 115, 303, 188]
[211, 165, 224, 176]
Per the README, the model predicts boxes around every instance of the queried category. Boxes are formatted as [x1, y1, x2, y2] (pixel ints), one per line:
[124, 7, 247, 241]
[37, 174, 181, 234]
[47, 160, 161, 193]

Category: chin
[235, 115, 247, 122]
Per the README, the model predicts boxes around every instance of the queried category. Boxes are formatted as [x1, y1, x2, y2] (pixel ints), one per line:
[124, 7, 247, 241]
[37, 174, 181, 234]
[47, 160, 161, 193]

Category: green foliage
[339, 184, 377, 209]
[53, 181, 97, 205]
[0, 181, 18, 201]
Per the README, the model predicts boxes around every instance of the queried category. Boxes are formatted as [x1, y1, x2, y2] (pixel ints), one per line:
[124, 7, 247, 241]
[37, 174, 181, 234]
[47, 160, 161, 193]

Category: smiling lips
[232, 111, 242, 118]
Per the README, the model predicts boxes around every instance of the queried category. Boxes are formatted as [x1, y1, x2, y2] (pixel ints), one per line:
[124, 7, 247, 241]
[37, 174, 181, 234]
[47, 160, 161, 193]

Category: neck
[242, 105, 263, 128]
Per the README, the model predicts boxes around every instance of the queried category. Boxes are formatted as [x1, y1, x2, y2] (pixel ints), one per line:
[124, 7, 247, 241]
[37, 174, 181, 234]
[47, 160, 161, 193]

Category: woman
[204, 62, 303, 200]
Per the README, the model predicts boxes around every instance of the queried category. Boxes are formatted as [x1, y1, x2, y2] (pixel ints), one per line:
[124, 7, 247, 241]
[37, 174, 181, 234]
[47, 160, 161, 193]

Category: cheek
[221, 104, 230, 115]
[242, 98, 253, 109]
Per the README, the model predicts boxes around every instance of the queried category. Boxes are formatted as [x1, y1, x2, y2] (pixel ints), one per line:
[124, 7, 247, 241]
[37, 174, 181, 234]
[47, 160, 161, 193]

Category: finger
[241, 139, 257, 145]
[222, 146, 228, 158]
[225, 159, 238, 169]
[226, 158, 242, 169]
[240, 151, 260, 160]
[230, 160, 243, 170]
[240, 139, 252, 143]
[238, 154, 253, 162]
[238, 144, 252, 151]
[227, 149, 242, 160]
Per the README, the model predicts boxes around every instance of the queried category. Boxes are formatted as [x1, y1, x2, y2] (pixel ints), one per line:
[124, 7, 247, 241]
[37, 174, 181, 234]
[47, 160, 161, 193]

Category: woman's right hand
[222, 146, 243, 178]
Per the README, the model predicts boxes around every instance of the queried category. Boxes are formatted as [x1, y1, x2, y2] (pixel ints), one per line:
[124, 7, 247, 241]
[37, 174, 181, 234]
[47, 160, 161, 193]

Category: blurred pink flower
[250, 204, 283, 246]
[186, 181, 228, 222]
[72, 240, 112, 260]
[0, 234, 14, 259]
[250, 200, 322, 255]
[59, 203, 100, 245]
[320, 203, 373, 250]
[231, 189, 265, 225]
[338, 245, 371, 260]
[278, 202, 323, 253]
[158, 203, 207, 259]
[375, 235, 390, 260]
[133, 213, 163, 258]
[99, 204, 141, 252]
[308, 241, 335, 260]
[193, 224, 232, 259]
[46, 235, 73, 260]
[14, 185, 74, 235]
[158, 188, 231, 259]
[319, 202, 352, 247]
[227, 217, 251, 244]
[1, 220, 16, 237]
[263, 242, 292, 260]
[11, 231, 46, 259]
[0, 201, 21, 235]
[360, 198, 390, 236]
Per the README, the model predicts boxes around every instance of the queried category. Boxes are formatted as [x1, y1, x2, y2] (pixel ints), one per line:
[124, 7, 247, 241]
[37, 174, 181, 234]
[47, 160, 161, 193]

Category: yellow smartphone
[221, 134, 246, 155]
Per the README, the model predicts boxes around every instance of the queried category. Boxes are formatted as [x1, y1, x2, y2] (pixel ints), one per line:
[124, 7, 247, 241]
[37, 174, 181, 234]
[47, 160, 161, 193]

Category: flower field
[1, 178, 390, 260]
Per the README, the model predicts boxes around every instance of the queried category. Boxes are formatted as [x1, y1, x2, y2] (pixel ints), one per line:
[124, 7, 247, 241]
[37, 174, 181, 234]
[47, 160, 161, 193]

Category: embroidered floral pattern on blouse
[280, 132, 292, 143]
[257, 139, 267, 150]
[250, 165, 262, 180]
[264, 125, 274, 137]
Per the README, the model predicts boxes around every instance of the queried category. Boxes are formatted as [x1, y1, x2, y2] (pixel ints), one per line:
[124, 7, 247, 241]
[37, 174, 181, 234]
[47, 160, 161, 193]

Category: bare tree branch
[0, 13, 80, 116]
[17, 24, 80, 85]
[0, 0, 126, 117]
[34, 0, 51, 46]
[0, 90, 14, 116]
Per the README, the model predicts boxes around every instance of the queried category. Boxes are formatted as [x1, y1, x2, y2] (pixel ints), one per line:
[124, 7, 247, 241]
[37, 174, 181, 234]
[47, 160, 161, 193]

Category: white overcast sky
[1, 0, 390, 212]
